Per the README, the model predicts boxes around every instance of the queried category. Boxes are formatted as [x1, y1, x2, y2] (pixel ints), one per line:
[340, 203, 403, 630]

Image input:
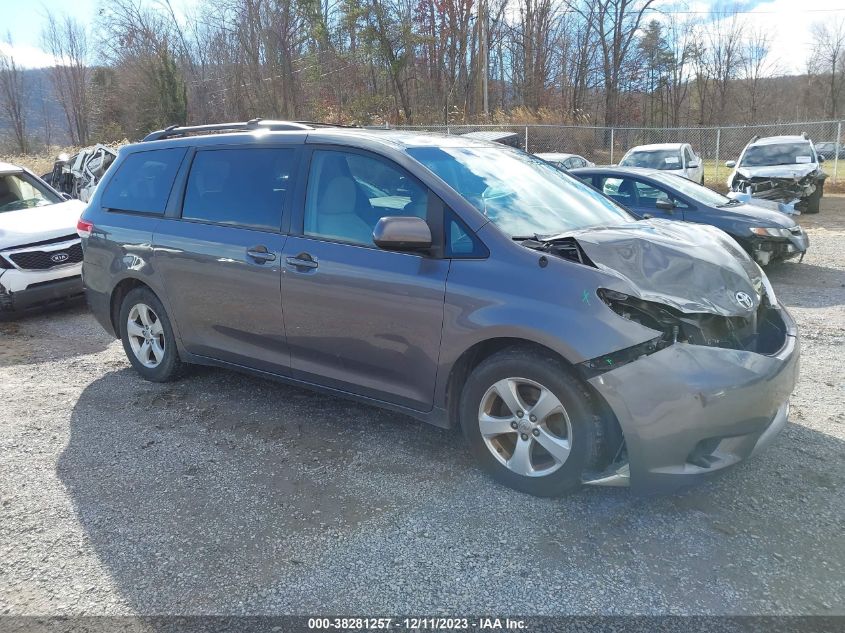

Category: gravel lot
[1, 199, 843, 616]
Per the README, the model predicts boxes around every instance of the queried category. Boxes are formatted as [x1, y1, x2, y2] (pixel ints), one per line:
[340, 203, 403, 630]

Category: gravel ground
[1, 199, 843, 617]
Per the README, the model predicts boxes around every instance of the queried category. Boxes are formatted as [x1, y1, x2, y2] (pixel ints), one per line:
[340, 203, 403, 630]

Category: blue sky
[1, 0, 844, 74]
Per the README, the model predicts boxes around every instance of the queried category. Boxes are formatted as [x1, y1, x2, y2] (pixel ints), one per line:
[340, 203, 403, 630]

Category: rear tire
[459, 347, 605, 496]
[119, 287, 183, 382]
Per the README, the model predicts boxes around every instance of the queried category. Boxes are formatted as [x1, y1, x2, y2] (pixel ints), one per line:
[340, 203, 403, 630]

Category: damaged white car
[43, 144, 118, 203]
[0, 162, 86, 314]
[726, 135, 826, 214]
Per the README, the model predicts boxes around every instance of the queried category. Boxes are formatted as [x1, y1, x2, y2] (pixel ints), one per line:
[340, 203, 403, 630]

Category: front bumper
[749, 233, 809, 265]
[587, 306, 799, 493]
[0, 266, 84, 312]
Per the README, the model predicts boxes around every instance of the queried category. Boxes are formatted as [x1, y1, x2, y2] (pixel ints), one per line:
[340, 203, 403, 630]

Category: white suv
[618, 143, 704, 183]
[0, 162, 86, 314]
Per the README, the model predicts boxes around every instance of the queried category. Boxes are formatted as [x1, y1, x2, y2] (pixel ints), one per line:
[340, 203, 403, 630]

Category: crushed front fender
[586, 305, 799, 493]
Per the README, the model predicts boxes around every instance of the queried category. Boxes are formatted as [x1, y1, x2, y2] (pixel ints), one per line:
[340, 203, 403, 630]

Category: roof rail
[802, 131, 809, 140]
[142, 118, 315, 142]
[293, 120, 359, 129]
[749, 134, 760, 143]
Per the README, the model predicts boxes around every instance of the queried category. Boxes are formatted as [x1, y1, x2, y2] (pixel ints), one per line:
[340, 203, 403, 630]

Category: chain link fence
[391, 120, 844, 184]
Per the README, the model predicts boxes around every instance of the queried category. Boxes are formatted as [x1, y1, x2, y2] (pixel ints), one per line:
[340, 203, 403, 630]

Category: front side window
[182, 148, 296, 231]
[0, 172, 60, 212]
[619, 149, 682, 170]
[632, 180, 689, 209]
[101, 148, 186, 214]
[304, 150, 428, 246]
[647, 172, 733, 208]
[407, 146, 632, 238]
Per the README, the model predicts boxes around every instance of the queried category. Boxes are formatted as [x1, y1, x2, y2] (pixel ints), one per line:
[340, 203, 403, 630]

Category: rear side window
[182, 148, 296, 231]
[101, 148, 185, 214]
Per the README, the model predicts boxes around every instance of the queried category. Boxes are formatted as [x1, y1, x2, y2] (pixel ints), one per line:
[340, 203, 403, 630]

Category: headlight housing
[750, 227, 791, 238]
[597, 288, 763, 350]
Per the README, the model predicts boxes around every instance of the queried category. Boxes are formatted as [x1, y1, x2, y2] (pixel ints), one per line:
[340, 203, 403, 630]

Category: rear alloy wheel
[119, 287, 183, 382]
[126, 303, 166, 369]
[460, 348, 605, 496]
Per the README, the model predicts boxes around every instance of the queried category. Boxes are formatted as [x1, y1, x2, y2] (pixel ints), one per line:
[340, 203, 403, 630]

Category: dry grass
[1, 141, 128, 176]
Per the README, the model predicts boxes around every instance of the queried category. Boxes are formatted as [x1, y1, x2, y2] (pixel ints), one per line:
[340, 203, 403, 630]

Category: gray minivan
[79, 120, 799, 496]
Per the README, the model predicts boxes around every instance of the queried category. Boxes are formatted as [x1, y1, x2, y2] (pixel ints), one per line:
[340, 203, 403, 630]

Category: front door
[154, 145, 299, 372]
[281, 148, 449, 410]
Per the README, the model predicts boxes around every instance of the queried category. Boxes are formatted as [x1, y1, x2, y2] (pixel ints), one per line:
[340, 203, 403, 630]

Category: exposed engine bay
[728, 167, 824, 212]
[521, 219, 789, 376]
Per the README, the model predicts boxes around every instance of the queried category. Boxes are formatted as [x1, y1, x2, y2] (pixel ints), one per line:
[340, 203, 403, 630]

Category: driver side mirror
[688, 159, 701, 168]
[818, 155, 826, 163]
[61, 193, 73, 201]
[655, 198, 675, 211]
[373, 216, 432, 252]
[725, 160, 736, 168]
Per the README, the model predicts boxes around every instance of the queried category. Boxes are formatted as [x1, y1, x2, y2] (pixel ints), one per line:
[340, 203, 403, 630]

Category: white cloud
[0, 41, 58, 69]
[728, 0, 844, 74]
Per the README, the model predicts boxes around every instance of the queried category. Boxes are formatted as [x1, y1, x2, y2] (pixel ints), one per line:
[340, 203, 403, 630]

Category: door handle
[246, 246, 277, 263]
[285, 253, 318, 270]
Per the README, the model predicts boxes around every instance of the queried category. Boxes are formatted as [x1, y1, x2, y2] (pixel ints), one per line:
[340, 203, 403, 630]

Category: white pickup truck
[0, 162, 86, 314]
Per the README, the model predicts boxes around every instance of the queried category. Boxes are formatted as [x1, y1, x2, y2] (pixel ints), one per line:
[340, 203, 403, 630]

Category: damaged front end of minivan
[523, 219, 798, 491]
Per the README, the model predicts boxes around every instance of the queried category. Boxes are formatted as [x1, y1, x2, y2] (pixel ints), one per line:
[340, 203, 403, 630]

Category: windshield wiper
[717, 199, 743, 207]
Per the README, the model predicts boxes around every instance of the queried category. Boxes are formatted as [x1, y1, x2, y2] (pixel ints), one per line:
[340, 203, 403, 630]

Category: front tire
[119, 287, 183, 382]
[459, 347, 605, 496]
[804, 183, 823, 214]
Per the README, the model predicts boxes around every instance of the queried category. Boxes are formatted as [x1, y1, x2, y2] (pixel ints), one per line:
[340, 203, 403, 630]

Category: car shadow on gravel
[57, 367, 845, 614]
[0, 302, 112, 367]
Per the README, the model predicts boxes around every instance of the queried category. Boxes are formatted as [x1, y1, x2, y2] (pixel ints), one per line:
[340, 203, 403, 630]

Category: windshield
[406, 146, 633, 237]
[0, 171, 60, 212]
[619, 149, 682, 170]
[647, 172, 732, 207]
[740, 143, 815, 167]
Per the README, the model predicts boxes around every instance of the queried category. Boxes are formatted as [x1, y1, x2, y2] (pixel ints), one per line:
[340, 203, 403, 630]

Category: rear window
[182, 148, 297, 231]
[101, 148, 186, 214]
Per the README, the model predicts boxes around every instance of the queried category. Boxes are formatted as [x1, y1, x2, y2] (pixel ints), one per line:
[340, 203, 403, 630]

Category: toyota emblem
[50, 252, 70, 263]
[735, 291, 754, 310]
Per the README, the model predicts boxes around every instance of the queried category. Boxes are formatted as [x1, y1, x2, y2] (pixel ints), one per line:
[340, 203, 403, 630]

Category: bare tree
[810, 18, 845, 119]
[570, 0, 656, 126]
[741, 28, 777, 124]
[706, 11, 744, 124]
[42, 14, 91, 145]
[0, 34, 28, 153]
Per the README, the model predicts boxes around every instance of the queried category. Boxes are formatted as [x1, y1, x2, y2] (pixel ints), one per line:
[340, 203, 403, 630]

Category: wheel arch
[443, 336, 624, 467]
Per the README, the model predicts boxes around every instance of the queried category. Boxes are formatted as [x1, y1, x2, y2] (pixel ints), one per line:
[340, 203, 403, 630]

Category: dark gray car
[79, 121, 799, 496]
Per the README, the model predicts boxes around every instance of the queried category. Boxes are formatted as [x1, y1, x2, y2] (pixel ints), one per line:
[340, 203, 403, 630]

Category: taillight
[77, 219, 93, 238]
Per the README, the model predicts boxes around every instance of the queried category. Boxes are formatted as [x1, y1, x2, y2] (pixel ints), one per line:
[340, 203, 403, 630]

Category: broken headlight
[597, 288, 761, 351]
[750, 227, 792, 238]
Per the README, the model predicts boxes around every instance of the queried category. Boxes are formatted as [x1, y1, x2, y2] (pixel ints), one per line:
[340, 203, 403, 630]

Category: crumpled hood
[547, 219, 763, 317]
[736, 163, 819, 180]
[0, 200, 85, 250]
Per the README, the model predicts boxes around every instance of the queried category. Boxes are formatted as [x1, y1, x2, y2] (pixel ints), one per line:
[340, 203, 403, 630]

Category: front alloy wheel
[459, 347, 605, 496]
[126, 303, 165, 368]
[478, 377, 573, 477]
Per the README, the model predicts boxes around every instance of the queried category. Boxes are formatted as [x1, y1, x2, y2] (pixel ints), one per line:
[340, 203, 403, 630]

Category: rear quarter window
[101, 148, 186, 214]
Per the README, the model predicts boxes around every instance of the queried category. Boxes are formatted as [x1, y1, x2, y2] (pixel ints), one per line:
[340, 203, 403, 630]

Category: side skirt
[179, 350, 452, 429]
